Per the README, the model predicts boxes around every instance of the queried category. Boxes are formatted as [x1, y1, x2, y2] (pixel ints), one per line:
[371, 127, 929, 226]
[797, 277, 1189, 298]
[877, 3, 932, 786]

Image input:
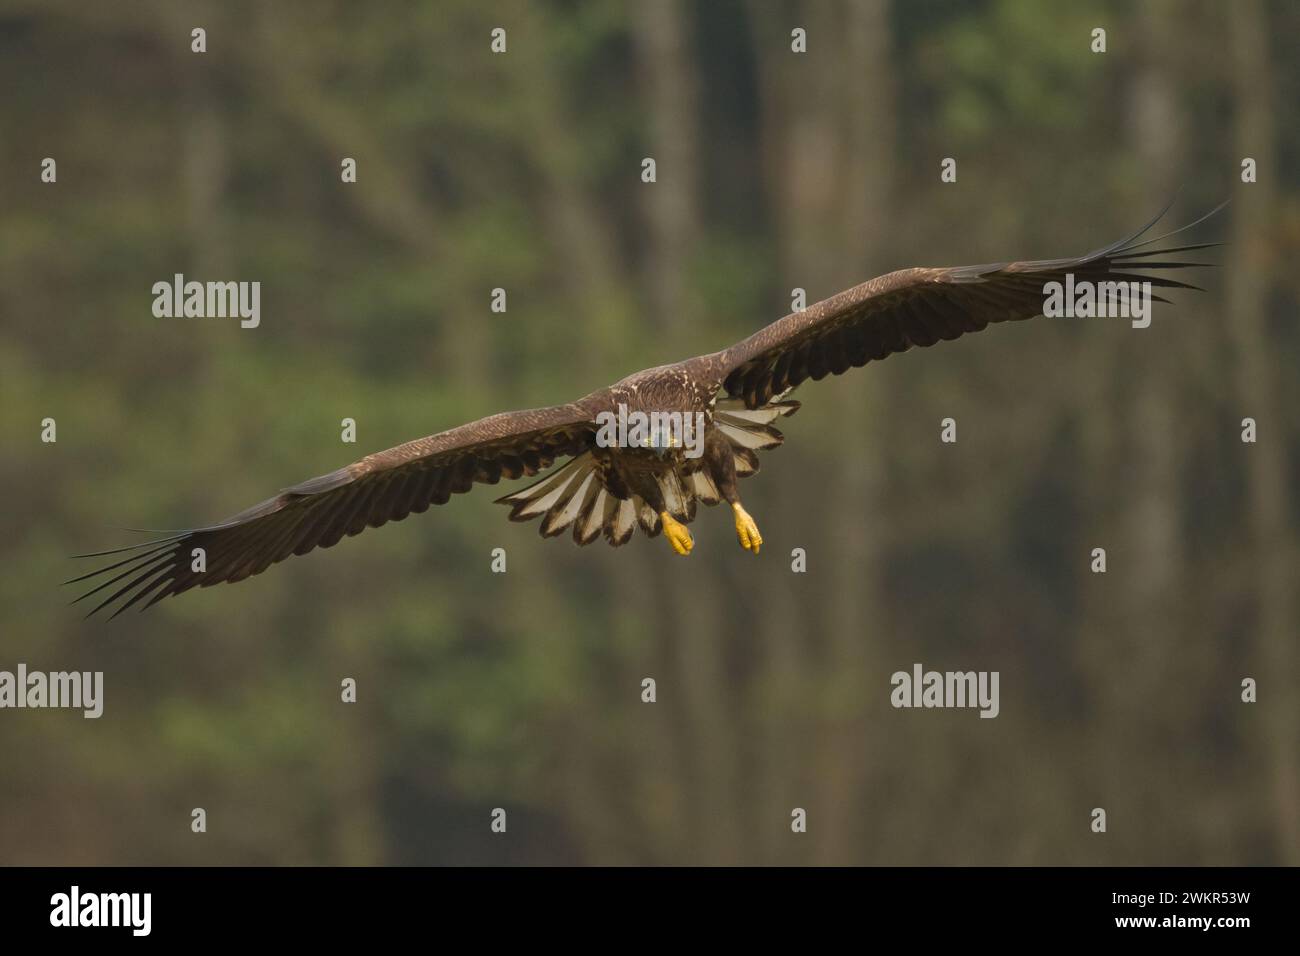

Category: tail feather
[495, 453, 654, 547]
[541, 468, 598, 537]
[688, 469, 721, 505]
[573, 483, 607, 545]
[655, 470, 694, 522]
[494, 389, 799, 546]
[636, 499, 661, 536]
[605, 496, 636, 546]
[714, 391, 800, 462]
[497, 453, 591, 520]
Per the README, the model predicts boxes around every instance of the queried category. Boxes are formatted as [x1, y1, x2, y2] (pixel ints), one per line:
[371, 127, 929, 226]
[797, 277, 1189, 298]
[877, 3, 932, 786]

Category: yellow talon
[732, 502, 762, 554]
[660, 511, 694, 556]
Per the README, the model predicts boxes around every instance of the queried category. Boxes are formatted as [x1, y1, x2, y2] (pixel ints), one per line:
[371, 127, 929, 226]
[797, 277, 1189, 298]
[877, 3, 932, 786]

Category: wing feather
[69, 399, 601, 618]
[716, 204, 1224, 407]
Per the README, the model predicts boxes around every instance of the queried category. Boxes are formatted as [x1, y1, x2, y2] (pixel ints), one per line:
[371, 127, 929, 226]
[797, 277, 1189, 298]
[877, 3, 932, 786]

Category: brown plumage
[70, 203, 1221, 618]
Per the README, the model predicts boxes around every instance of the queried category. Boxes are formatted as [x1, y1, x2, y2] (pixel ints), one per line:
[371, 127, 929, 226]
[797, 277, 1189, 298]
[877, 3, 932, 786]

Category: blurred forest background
[2, 0, 1297, 865]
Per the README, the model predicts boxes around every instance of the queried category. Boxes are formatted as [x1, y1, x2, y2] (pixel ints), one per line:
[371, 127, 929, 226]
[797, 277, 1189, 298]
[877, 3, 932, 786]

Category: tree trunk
[634, 0, 703, 330]
[1229, 0, 1299, 864]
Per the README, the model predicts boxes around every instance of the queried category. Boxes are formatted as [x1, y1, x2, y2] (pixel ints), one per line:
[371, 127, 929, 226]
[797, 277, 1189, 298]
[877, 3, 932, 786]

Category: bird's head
[641, 424, 680, 458]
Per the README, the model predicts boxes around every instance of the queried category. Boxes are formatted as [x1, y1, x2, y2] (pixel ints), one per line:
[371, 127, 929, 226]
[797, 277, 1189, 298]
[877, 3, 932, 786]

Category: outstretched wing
[717, 203, 1224, 408]
[69, 401, 600, 619]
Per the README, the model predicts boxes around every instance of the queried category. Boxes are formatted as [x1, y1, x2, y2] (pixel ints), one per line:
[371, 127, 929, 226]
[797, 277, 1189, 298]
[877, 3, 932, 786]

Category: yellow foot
[660, 511, 694, 556]
[732, 502, 762, 554]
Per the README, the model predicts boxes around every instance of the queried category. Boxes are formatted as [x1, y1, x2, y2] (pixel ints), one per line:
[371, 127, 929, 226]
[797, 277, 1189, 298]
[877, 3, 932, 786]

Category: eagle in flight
[71, 204, 1220, 618]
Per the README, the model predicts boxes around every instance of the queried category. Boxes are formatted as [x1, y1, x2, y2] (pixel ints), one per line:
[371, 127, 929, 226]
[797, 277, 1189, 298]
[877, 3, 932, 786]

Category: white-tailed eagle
[70, 204, 1221, 618]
